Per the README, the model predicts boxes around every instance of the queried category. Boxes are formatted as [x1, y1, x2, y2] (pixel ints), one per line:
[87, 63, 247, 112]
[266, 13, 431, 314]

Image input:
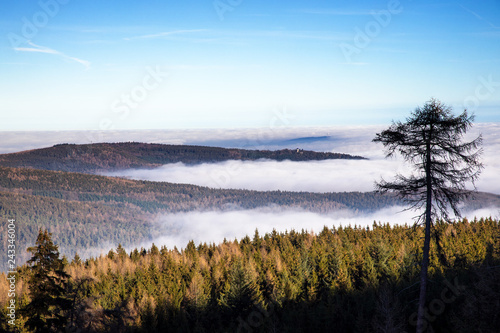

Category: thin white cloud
[15, 45, 58, 54]
[459, 4, 500, 29]
[0, 62, 36, 66]
[167, 64, 239, 71]
[123, 29, 350, 43]
[123, 29, 207, 41]
[14, 41, 90, 70]
[467, 31, 500, 38]
[248, 30, 350, 41]
[298, 9, 374, 16]
[337, 62, 370, 66]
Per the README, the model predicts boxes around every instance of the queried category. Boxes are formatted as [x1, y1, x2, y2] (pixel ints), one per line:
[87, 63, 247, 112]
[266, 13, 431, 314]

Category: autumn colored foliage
[1, 218, 499, 332]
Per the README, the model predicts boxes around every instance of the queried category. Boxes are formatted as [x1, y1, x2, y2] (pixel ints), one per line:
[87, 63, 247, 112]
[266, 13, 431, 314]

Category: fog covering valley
[2, 124, 499, 255]
[105, 124, 500, 251]
[145, 205, 498, 253]
[100, 123, 500, 195]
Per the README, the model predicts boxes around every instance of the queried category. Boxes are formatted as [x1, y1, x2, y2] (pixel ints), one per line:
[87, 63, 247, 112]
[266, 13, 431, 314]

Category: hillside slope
[0, 166, 398, 270]
[2, 165, 499, 271]
[0, 142, 366, 173]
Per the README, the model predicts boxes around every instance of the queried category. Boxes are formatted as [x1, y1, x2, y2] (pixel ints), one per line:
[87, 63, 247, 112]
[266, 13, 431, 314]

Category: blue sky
[1, 0, 499, 131]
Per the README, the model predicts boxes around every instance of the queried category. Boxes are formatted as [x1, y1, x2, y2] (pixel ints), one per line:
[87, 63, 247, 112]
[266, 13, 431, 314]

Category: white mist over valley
[101, 123, 500, 195]
[2, 124, 499, 253]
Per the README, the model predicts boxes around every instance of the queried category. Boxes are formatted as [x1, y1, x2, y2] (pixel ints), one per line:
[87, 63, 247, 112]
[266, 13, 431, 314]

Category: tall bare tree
[373, 98, 483, 333]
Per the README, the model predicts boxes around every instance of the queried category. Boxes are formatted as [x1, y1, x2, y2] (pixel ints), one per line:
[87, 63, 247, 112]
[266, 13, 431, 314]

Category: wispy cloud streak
[123, 28, 350, 43]
[298, 9, 374, 16]
[459, 4, 500, 29]
[14, 41, 90, 69]
[123, 29, 208, 41]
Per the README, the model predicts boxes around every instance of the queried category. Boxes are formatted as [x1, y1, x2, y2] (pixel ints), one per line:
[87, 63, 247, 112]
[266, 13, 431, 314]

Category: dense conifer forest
[1, 143, 499, 331]
[1, 164, 499, 271]
[0, 165, 409, 271]
[1, 219, 499, 332]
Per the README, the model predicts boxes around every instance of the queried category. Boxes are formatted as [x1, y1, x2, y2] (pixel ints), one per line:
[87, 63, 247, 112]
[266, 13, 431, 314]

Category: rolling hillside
[1, 142, 498, 272]
[0, 165, 399, 271]
[0, 142, 366, 173]
[1, 164, 499, 271]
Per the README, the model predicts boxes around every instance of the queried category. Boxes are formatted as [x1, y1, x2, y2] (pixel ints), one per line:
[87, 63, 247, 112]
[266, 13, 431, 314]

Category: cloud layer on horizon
[1, 123, 499, 194]
[107, 130, 500, 194]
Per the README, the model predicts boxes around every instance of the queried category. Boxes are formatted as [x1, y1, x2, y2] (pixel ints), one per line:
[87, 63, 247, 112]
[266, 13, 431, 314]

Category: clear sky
[1, 0, 499, 131]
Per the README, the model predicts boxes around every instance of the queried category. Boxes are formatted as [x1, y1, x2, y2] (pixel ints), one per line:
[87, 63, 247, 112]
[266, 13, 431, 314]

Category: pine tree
[221, 259, 263, 320]
[23, 229, 71, 332]
[116, 243, 128, 260]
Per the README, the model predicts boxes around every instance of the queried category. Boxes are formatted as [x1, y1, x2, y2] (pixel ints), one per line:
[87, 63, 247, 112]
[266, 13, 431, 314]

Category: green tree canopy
[24, 228, 71, 332]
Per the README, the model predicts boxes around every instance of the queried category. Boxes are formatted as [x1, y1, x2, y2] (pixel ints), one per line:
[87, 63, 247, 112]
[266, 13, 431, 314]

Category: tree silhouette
[24, 229, 71, 332]
[373, 98, 482, 332]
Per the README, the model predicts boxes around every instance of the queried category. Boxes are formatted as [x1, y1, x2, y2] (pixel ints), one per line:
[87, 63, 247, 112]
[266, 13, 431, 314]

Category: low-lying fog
[105, 123, 500, 195]
[143, 206, 500, 252]
[1, 124, 499, 252]
[108, 125, 498, 251]
[108, 159, 406, 193]
[107, 124, 499, 251]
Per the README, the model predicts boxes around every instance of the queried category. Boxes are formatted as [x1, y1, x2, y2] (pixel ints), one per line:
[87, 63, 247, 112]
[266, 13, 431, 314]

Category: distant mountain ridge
[283, 136, 332, 144]
[0, 142, 366, 173]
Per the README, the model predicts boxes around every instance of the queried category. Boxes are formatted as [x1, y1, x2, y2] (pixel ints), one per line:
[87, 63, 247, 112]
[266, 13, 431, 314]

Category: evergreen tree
[71, 253, 82, 265]
[221, 259, 263, 321]
[373, 98, 483, 333]
[116, 243, 128, 260]
[23, 229, 71, 332]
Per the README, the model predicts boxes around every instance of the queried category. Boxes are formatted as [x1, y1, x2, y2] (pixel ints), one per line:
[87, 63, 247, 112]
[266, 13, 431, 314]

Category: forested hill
[1, 165, 499, 272]
[0, 165, 396, 271]
[0, 142, 366, 173]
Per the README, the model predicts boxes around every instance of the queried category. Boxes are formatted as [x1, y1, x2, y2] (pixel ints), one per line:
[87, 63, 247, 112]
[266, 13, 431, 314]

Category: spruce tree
[24, 229, 71, 332]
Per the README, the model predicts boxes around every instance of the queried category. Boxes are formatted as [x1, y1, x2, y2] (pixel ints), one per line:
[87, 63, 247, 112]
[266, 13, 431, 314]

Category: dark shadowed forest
[1, 218, 499, 332]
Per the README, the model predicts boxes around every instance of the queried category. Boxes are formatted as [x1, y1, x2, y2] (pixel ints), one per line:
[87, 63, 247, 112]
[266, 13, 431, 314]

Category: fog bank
[142, 206, 499, 251]
[109, 158, 409, 193]
[104, 123, 500, 194]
